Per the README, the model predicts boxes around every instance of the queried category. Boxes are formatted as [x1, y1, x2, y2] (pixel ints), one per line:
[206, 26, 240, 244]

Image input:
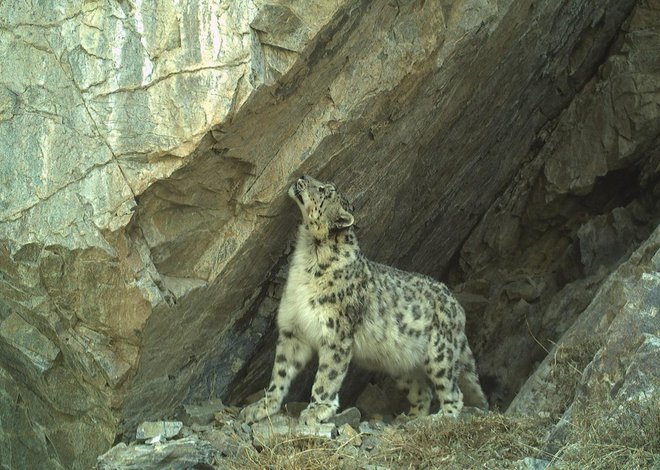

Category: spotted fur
[240, 175, 487, 424]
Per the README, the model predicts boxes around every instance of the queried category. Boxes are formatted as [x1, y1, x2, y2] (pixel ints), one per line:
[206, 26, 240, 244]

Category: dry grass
[223, 433, 359, 470]
[223, 413, 553, 470]
[221, 401, 659, 469]
[221, 379, 659, 470]
[376, 413, 551, 469]
[548, 336, 604, 417]
[552, 395, 660, 469]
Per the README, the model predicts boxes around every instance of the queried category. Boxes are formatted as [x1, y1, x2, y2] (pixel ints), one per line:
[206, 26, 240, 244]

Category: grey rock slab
[251, 415, 336, 447]
[96, 437, 216, 470]
[135, 421, 183, 440]
[328, 407, 362, 429]
[182, 398, 226, 425]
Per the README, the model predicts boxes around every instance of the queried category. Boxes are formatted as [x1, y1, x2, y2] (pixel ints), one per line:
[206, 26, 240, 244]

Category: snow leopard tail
[458, 342, 489, 410]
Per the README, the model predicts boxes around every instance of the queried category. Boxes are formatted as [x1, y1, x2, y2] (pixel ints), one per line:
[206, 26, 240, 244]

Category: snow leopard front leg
[240, 329, 312, 423]
[299, 326, 353, 425]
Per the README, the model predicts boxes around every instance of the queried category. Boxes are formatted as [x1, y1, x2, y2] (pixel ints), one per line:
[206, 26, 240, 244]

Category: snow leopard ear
[333, 209, 354, 230]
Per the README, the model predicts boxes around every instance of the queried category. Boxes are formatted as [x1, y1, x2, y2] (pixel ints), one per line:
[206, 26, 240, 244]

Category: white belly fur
[278, 264, 428, 377]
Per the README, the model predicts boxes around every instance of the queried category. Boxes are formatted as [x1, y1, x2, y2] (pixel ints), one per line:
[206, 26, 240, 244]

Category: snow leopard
[240, 175, 487, 425]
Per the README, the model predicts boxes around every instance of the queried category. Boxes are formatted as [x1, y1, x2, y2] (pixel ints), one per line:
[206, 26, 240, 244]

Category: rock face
[450, 0, 660, 409]
[0, 1, 658, 469]
[506, 225, 659, 466]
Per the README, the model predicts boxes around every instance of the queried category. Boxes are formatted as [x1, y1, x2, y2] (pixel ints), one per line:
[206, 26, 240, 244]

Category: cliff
[0, 1, 658, 468]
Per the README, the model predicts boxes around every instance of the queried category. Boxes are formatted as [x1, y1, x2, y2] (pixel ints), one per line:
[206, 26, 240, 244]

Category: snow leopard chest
[277, 255, 343, 348]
